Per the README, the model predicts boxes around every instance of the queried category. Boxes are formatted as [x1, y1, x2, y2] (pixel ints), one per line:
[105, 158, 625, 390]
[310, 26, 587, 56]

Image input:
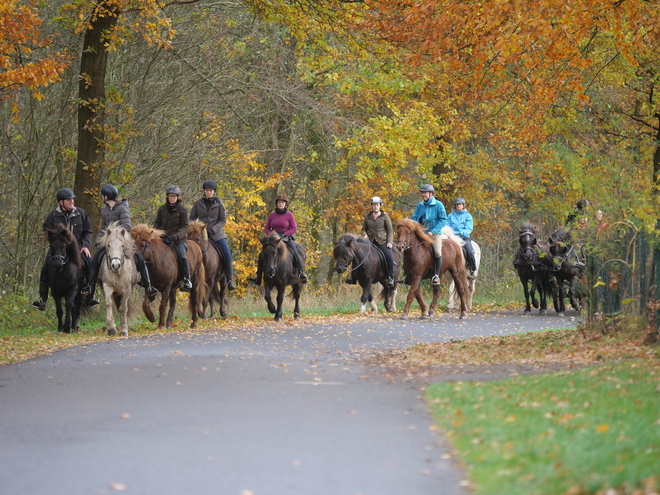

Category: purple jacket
[264, 210, 297, 236]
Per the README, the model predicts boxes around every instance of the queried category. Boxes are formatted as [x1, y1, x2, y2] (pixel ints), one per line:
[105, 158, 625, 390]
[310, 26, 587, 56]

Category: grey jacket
[96, 200, 131, 246]
[189, 196, 227, 241]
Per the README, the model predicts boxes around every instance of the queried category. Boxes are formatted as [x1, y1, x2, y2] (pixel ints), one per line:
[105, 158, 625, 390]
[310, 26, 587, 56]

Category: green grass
[426, 360, 660, 495]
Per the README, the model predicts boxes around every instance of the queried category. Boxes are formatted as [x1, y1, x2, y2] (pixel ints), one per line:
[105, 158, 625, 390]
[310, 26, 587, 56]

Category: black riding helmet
[101, 184, 119, 201]
[202, 180, 217, 190]
[56, 188, 76, 201]
[166, 185, 181, 196]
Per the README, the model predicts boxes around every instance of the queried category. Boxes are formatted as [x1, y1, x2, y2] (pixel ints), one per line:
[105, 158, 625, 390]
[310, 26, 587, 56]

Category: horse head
[333, 234, 357, 274]
[261, 233, 288, 279]
[131, 224, 166, 257]
[518, 223, 538, 262]
[188, 220, 208, 243]
[396, 219, 430, 251]
[46, 224, 79, 272]
[104, 221, 134, 273]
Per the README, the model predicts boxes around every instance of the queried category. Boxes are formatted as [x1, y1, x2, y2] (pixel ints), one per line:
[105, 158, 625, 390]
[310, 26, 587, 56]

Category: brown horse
[396, 218, 469, 320]
[131, 224, 207, 329]
[188, 220, 228, 318]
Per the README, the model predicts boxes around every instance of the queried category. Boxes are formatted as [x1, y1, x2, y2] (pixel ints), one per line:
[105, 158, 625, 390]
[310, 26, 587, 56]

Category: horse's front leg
[54, 297, 64, 332]
[264, 284, 276, 314]
[292, 282, 302, 319]
[358, 280, 370, 315]
[103, 284, 117, 335]
[118, 287, 130, 337]
[274, 285, 286, 321]
[166, 289, 177, 329]
[62, 296, 73, 333]
[219, 280, 228, 318]
[448, 267, 469, 319]
[388, 286, 398, 313]
[519, 275, 532, 315]
[428, 283, 441, 318]
[415, 281, 429, 319]
[157, 288, 169, 329]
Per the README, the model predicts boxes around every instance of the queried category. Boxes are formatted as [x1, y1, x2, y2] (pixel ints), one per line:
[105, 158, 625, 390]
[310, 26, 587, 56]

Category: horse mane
[132, 223, 166, 241]
[188, 220, 206, 234]
[263, 232, 290, 259]
[99, 221, 136, 256]
[519, 222, 537, 234]
[550, 226, 572, 244]
[47, 224, 82, 268]
[396, 218, 432, 245]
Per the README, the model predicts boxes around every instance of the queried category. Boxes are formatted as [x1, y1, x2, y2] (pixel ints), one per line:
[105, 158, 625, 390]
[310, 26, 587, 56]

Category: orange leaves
[0, 1, 69, 101]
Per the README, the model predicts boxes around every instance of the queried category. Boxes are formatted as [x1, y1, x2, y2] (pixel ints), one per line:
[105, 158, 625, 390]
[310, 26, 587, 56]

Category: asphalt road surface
[1, 310, 578, 495]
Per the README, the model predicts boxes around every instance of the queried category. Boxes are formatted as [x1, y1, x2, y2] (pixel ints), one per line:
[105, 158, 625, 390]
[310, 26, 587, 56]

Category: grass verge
[426, 360, 660, 495]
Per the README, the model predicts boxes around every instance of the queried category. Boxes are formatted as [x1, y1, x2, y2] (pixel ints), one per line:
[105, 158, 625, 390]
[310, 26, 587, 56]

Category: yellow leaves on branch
[0, 0, 69, 101]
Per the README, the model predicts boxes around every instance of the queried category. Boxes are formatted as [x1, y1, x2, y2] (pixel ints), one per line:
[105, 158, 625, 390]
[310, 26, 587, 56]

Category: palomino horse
[259, 233, 305, 321]
[45, 224, 85, 333]
[443, 226, 482, 312]
[513, 222, 552, 315]
[396, 218, 469, 320]
[97, 221, 140, 336]
[333, 234, 399, 314]
[188, 220, 228, 318]
[131, 224, 207, 329]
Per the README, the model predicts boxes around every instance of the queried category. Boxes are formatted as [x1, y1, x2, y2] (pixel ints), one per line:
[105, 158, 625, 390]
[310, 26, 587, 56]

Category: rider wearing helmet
[566, 199, 589, 227]
[411, 184, 447, 285]
[189, 180, 236, 291]
[81, 185, 159, 302]
[32, 188, 96, 310]
[355, 196, 395, 287]
[154, 185, 192, 292]
[447, 197, 477, 279]
[247, 193, 309, 285]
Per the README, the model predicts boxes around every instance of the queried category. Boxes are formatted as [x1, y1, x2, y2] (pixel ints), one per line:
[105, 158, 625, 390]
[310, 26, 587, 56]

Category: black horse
[45, 224, 85, 333]
[548, 227, 584, 315]
[259, 233, 305, 321]
[333, 234, 400, 314]
[513, 223, 552, 315]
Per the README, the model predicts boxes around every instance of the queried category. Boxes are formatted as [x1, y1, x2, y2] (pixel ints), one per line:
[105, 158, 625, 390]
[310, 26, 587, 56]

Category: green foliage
[427, 361, 660, 494]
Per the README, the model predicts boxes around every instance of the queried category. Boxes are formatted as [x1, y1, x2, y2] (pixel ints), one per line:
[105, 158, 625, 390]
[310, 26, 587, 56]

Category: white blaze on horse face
[107, 231, 126, 273]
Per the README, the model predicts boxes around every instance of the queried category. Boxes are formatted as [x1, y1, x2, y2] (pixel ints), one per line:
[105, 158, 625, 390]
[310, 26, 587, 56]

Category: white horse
[441, 226, 481, 312]
[98, 221, 140, 336]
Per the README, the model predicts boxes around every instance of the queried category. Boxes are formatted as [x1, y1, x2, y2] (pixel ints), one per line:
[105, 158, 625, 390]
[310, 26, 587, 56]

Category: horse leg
[369, 285, 378, 313]
[292, 282, 302, 319]
[166, 289, 177, 329]
[389, 286, 398, 313]
[62, 294, 73, 333]
[428, 284, 441, 318]
[400, 278, 420, 320]
[264, 284, 276, 314]
[190, 284, 198, 329]
[518, 272, 532, 315]
[358, 281, 370, 315]
[104, 284, 117, 335]
[219, 281, 228, 318]
[413, 280, 429, 319]
[157, 289, 169, 329]
[538, 273, 548, 315]
[274, 285, 286, 321]
[447, 279, 458, 312]
[117, 291, 129, 337]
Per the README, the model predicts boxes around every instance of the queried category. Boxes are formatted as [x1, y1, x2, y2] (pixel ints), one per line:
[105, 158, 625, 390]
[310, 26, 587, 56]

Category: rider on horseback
[447, 197, 477, 279]
[411, 184, 447, 285]
[355, 196, 395, 288]
[81, 184, 159, 302]
[32, 188, 98, 310]
[154, 186, 193, 292]
[247, 194, 308, 285]
[189, 180, 237, 291]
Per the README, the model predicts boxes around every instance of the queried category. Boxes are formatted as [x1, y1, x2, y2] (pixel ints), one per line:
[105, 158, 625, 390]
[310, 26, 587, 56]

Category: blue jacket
[412, 197, 447, 235]
[447, 209, 473, 238]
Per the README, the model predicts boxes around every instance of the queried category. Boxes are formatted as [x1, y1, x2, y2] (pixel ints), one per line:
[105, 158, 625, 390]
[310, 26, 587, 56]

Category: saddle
[168, 243, 187, 285]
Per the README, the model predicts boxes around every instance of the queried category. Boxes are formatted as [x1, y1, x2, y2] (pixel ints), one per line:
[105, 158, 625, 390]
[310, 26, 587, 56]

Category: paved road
[0, 311, 578, 495]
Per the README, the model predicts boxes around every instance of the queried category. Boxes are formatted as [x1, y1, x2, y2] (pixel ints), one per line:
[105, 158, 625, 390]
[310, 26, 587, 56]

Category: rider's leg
[81, 254, 99, 306]
[247, 252, 263, 285]
[135, 250, 158, 301]
[431, 235, 443, 285]
[215, 238, 237, 291]
[31, 256, 50, 310]
[81, 247, 104, 297]
[379, 243, 396, 287]
[464, 238, 477, 276]
[285, 239, 308, 283]
[176, 242, 192, 291]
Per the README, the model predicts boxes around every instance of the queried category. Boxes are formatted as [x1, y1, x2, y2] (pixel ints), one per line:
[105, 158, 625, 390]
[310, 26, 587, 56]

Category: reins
[347, 239, 373, 273]
[137, 238, 173, 264]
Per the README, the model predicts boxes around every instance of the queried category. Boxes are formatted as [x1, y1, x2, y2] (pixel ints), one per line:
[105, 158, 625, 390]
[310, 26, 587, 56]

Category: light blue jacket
[447, 209, 474, 238]
[412, 196, 447, 235]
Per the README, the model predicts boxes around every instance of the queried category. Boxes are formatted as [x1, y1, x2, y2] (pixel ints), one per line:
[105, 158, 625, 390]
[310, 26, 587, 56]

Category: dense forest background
[1, 0, 659, 293]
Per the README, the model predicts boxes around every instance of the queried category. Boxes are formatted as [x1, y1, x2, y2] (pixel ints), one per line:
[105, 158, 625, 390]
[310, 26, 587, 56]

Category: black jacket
[43, 206, 93, 250]
[154, 200, 189, 242]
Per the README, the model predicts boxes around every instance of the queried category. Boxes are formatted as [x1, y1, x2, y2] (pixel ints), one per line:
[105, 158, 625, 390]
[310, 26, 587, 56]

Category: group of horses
[514, 222, 585, 316]
[42, 218, 481, 335]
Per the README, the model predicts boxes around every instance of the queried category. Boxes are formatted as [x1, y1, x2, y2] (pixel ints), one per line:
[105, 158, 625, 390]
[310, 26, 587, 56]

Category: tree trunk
[653, 113, 660, 192]
[74, 3, 119, 233]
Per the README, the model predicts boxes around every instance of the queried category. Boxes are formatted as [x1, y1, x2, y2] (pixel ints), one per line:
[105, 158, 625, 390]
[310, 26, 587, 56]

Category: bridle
[343, 239, 373, 273]
[518, 231, 536, 260]
[136, 237, 171, 264]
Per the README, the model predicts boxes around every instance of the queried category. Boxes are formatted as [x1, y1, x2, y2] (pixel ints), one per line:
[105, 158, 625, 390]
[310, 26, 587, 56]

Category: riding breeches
[430, 234, 443, 258]
[212, 238, 234, 280]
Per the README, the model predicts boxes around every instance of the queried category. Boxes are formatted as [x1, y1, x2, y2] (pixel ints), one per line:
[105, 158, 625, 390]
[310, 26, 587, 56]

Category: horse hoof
[274, 316, 282, 322]
[539, 309, 547, 315]
[387, 308, 396, 313]
[459, 313, 467, 320]
[294, 314, 300, 320]
[108, 328, 117, 336]
[399, 314, 409, 320]
[420, 314, 429, 320]
[120, 331, 128, 337]
[524, 310, 531, 315]
[557, 312, 565, 317]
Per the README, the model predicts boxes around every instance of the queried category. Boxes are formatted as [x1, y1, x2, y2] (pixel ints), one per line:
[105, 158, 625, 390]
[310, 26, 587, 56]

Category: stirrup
[387, 277, 395, 288]
[87, 297, 100, 307]
[227, 280, 237, 291]
[80, 284, 92, 296]
[247, 275, 259, 284]
[300, 272, 309, 284]
[31, 299, 46, 311]
[146, 286, 159, 301]
[431, 275, 441, 286]
[344, 277, 356, 285]
[180, 279, 192, 292]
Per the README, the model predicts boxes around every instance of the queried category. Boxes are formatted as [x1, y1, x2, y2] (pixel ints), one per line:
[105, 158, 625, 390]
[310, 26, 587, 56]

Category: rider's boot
[135, 255, 158, 301]
[180, 260, 193, 292]
[431, 256, 442, 285]
[31, 282, 49, 311]
[225, 264, 237, 291]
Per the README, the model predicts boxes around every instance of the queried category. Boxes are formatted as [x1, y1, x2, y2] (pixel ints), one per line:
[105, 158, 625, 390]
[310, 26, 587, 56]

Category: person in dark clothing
[189, 180, 236, 291]
[154, 185, 192, 292]
[81, 184, 159, 302]
[32, 188, 98, 310]
[247, 194, 308, 285]
[566, 199, 589, 226]
[348, 196, 395, 287]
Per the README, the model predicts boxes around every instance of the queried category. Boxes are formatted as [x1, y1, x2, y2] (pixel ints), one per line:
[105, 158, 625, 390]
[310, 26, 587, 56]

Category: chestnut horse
[396, 218, 469, 320]
[188, 220, 228, 318]
[131, 224, 207, 329]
